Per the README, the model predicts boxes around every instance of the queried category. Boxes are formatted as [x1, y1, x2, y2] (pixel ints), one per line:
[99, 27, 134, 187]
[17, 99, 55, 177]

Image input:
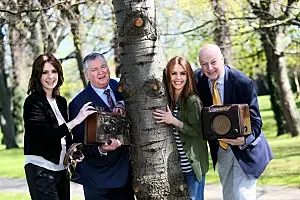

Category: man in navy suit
[195, 44, 273, 200]
[69, 52, 134, 200]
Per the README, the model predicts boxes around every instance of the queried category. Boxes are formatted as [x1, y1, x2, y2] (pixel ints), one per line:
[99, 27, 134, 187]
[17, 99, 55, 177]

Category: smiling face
[85, 56, 110, 89]
[170, 64, 187, 95]
[199, 44, 225, 81]
[40, 62, 58, 97]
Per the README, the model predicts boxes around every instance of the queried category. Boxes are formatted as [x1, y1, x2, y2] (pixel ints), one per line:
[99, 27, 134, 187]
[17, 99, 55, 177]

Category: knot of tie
[104, 89, 115, 109]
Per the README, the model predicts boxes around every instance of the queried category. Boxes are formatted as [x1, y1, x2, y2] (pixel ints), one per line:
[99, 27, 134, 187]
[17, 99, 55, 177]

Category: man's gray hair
[83, 52, 105, 69]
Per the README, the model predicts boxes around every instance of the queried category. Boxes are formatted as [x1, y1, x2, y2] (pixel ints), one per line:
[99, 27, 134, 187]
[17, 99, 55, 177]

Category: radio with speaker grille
[201, 104, 251, 140]
[84, 107, 131, 145]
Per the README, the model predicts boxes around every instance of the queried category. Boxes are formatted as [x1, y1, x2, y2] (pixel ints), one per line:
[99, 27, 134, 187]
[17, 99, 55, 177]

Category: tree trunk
[28, 10, 43, 59]
[266, 72, 288, 136]
[293, 70, 300, 99]
[9, 25, 26, 137]
[112, 19, 121, 78]
[112, 0, 189, 199]
[261, 27, 300, 137]
[211, 0, 232, 65]
[249, 0, 300, 136]
[0, 22, 18, 148]
[65, 5, 87, 87]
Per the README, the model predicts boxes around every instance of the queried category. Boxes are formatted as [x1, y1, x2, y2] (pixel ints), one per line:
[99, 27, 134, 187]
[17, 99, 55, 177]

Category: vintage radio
[201, 104, 251, 140]
[84, 108, 131, 145]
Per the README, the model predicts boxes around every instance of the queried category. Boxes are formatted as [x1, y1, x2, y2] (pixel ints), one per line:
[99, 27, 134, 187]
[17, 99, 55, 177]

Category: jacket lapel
[85, 83, 110, 111]
[198, 74, 213, 107]
[40, 95, 59, 127]
[223, 65, 232, 105]
[56, 97, 68, 121]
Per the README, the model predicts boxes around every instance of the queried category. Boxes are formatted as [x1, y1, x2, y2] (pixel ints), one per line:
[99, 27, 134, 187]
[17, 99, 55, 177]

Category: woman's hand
[153, 105, 177, 125]
[73, 102, 96, 125]
[67, 102, 96, 130]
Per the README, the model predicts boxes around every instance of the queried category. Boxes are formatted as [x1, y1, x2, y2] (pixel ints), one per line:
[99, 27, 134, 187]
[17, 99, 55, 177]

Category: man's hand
[99, 139, 121, 152]
[113, 102, 125, 115]
[219, 136, 245, 146]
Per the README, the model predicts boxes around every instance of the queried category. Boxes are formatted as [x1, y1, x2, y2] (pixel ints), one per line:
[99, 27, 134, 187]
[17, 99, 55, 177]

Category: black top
[23, 92, 71, 164]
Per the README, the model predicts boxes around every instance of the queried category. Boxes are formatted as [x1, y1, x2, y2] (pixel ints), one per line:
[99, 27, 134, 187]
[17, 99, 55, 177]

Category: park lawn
[0, 95, 300, 188]
[0, 193, 84, 200]
[0, 147, 25, 178]
[0, 193, 31, 200]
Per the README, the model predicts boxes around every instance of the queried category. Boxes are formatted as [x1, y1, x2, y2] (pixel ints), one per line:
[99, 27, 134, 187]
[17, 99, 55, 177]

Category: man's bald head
[198, 44, 225, 81]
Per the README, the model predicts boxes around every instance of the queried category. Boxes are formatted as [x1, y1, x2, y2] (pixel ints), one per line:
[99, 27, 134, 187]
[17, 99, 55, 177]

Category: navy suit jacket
[69, 80, 130, 188]
[195, 65, 273, 178]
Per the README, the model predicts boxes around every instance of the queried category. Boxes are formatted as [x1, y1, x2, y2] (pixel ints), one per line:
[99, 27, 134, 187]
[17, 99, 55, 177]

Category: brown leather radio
[201, 104, 251, 140]
[84, 107, 131, 145]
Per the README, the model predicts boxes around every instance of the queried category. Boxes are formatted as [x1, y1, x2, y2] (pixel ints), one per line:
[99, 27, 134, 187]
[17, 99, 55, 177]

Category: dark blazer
[23, 92, 71, 165]
[195, 65, 274, 178]
[69, 80, 130, 188]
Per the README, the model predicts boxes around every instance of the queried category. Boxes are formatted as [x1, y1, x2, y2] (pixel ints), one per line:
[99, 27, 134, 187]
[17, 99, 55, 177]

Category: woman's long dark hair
[27, 53, 64, 98]
[165, 56, 197, 109]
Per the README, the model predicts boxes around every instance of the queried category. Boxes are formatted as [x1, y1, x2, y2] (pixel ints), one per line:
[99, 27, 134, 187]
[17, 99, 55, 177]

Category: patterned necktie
[212, 80, 228, 150]
[104, 89, 115, 110]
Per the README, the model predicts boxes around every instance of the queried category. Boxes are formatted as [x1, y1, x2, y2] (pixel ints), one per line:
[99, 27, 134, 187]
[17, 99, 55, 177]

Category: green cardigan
[176, 94, 209, 181]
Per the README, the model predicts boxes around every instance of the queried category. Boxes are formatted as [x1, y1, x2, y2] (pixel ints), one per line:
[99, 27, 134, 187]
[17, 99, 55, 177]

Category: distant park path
[0, 177, 300, 200]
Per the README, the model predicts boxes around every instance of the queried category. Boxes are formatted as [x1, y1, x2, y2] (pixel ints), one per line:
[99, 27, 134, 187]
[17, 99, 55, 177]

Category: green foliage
[60, 59, 85, 101]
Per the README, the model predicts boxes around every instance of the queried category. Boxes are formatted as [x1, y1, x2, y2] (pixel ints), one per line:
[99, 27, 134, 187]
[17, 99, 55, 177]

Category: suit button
[190, 160, 194, 164]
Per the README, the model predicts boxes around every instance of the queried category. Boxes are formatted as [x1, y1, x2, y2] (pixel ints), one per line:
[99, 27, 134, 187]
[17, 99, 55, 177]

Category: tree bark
[293, 70, 300, 99]
[0, 22, 18, 148]
[112, 0, 189, 199]
[65, 4, 87, 87]
[9, 24, 26, 137]
[249, 0, 300, 136]
[265, 71, 288, 136]
[211, 0, 232, 65]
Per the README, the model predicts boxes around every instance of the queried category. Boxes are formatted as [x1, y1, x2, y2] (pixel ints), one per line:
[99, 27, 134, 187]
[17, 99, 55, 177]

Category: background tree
[248, 0, 300, 137]
[211, 0, 233, 65]
[0, 19, 18, 148]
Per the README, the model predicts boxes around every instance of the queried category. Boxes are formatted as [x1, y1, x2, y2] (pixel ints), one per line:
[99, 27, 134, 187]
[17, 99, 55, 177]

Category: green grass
[0, 193, 84, 200]
[0, 147, 25, 178]
[0, 193, 31, 200]
[0, 95, 300, 189]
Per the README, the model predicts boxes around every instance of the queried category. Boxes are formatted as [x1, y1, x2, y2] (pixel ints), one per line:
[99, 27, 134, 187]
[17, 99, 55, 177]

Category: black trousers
[83, 172, 135, 200]
[25, 163, 70, 200]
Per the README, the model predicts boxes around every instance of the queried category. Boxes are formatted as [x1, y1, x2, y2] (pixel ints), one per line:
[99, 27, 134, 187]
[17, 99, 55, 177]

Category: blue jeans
[184, 171, 206, 200]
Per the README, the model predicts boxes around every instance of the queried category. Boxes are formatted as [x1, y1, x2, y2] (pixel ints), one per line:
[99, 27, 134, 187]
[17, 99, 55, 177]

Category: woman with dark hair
[153, 56, 209, 200]
[23, 53, 95, 200]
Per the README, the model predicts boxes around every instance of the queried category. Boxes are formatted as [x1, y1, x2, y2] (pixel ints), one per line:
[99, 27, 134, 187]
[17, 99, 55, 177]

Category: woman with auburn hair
[23, 53, 95, 200]
[153, 56, 209, 200]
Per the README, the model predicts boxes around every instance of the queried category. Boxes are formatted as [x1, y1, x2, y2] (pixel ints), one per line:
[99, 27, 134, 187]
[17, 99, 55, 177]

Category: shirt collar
[209, 70, 225, 86]
[90, 83, 112, 94]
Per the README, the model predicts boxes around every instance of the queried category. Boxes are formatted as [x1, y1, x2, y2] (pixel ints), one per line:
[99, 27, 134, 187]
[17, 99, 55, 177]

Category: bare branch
[162, 20, 213, 36]
[0, 0, 92, 16]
